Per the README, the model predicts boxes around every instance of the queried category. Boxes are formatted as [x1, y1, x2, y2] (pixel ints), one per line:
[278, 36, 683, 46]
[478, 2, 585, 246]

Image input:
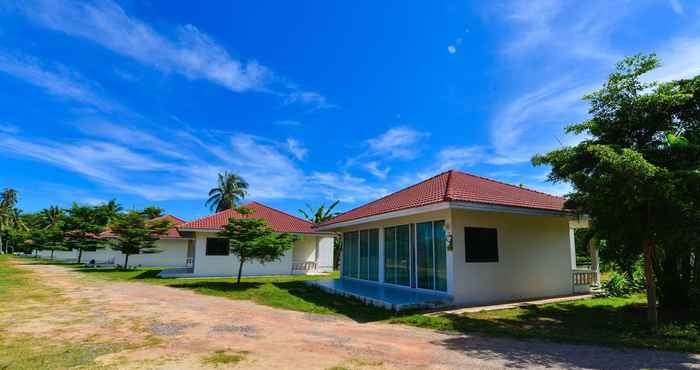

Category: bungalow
[38, 215, 194, 268]
[313, 170, 596, 310]
[172, 201, 335, 277]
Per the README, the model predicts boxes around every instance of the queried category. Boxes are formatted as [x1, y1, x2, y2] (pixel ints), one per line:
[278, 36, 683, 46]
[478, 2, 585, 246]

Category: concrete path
[14, 263, 700, 369]
[429, 294, 596, 315]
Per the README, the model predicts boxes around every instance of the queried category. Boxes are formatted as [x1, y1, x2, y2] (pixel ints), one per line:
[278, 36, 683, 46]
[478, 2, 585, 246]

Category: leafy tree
[95, 199, 122, 226]
[218, 207, 297, 284]
[34, 206, 67, 258]
[62, 204, 108, 263]
[141, 206, 164, 219]
[206, 172, 248, 212]
[109, 211, 172, 269]
[298, 201, 343, 269]
[533, 54, 700, 328]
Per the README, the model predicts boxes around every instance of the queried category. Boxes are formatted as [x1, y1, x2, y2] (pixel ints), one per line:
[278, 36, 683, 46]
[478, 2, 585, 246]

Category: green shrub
[602, 272, 632, 296]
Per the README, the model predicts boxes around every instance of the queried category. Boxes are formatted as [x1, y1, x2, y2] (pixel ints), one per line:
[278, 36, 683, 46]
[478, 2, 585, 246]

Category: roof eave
[316, 201, 574, 231]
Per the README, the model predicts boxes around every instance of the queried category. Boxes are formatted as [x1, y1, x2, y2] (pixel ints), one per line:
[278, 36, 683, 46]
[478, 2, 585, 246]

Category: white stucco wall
[36, 239, 190, 267]
[191, 232, 335, 276]
[114, 239, 189, 267]
[450, 209, 573, 305]
[192, 231, 294, 277]
[292, 235, 317, 263]
[316, 236, 335, 272]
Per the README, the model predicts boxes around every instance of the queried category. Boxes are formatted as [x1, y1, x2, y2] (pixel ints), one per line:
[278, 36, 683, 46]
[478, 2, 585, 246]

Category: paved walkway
[429, 294, 596, 316]
[13, 263, 700, 369]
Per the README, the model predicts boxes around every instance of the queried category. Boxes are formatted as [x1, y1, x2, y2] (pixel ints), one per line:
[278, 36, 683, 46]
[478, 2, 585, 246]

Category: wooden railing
[292, 261, 317, 272]
[572, 269, 597, 286]
[185, 257, 194, 266]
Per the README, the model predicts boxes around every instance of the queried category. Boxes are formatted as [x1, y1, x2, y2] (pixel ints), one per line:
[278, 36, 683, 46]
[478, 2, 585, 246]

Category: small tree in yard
[62, 204, 109, 263]
[218, 207, 297, 284]
[109, 211, 172, 270]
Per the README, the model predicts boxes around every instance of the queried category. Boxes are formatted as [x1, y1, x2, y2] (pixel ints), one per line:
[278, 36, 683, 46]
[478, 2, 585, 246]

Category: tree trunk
[124, 254, 130, 270]
[50, 249, 54, 259]
[236, 258, 245, 285]
[78, 249, 83, 264]
[0, 233, 4, 254]
[643, 239, 658, 330]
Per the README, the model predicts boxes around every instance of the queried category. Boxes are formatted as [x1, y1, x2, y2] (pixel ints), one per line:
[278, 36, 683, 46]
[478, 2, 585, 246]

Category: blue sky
[1, 0, 699, 221]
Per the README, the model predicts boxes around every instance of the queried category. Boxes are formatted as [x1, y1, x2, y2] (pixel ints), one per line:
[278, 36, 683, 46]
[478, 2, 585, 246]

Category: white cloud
[0, 123, 19, 134]
[488, 78, 593, 164]
[669, 0, 684, 14]
[447, 45, 457, 54]
[436, 146, 486, 171]
[285, 138, 308, 160]
[284, 90, 338, 111]
[19, 0, 329, 108]
[500, 0, 622, 63]
[366, 126, 429, 160]
[0, 50, 117, 111]
[646, 36, 700, 82]
[307, 172, 387, 203]
[363, 161, 390, 179]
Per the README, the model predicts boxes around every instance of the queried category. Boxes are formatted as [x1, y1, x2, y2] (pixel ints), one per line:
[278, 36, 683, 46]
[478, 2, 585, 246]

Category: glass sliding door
[434, 220, 447, 291]
[396, 225, 411, 286]
[384, 226, 396, 284]
[343, 229, 379, 282]
[359, 230, 369, 280]
[416, 221, 435, 290]
[369, 229, 379, 281]
[382, 220, 447, 292]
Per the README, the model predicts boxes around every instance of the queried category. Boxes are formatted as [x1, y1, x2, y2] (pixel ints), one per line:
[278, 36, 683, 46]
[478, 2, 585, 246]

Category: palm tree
[298, 200, 340, 224]
[206, 172, 249, 212]
[299, 201, 342, 269]
[40, 206, 64, 228]
[0, 189, 19, 254]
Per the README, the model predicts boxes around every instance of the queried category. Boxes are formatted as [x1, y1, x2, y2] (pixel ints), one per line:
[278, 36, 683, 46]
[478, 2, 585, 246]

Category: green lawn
[0, 255, 127, 369]
[15, 256, 700, 353]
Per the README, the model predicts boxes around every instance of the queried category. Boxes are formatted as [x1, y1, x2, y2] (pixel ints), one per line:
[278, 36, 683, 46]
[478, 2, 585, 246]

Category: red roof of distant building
[178, 201, 326, 234]
[320, 170, 568, 226]
[100, 214, 187, 239]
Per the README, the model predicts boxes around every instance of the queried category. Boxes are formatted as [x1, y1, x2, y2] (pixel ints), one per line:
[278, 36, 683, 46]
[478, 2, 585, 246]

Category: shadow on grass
[74, 267, 165, 280]
[168, 281, 264, 293]
[406, 297, 700, 355]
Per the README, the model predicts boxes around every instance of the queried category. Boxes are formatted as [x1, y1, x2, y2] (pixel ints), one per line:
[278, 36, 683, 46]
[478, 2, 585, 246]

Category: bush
[603, 272, 632, 296]
[602, 268, 645, 297]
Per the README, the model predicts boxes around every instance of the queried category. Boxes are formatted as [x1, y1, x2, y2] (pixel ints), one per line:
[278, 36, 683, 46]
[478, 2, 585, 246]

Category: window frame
[205, 237, 230, 256]
[464, 227, 499, 263]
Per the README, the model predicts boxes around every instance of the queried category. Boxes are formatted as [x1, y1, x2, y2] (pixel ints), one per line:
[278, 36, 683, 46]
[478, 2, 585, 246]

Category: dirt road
[10, 263, 700, 369]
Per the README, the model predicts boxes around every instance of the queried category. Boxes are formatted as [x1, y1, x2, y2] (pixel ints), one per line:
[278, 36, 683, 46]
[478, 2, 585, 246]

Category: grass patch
[0, 255, 127, 369]
[393, 294, 700, 353]
[201, 350, 248, 366]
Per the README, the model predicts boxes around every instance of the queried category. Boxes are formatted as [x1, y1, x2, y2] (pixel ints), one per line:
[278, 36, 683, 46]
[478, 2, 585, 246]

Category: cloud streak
[0, 49, 118, 112]
[18, 0, 332, 109]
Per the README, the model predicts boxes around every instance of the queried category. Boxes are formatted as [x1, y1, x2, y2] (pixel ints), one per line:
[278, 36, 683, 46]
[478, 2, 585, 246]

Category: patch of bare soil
[12, 262, 700, 370]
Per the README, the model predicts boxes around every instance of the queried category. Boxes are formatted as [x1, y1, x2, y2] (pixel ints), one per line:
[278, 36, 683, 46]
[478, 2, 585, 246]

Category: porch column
[589, 237, 600, 285]
[569, 227, 577, 269]
[378, 228, 385, 283]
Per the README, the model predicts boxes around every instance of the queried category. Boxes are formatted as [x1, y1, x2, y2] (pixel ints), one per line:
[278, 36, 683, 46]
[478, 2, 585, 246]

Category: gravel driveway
[16, 263, 700, 370]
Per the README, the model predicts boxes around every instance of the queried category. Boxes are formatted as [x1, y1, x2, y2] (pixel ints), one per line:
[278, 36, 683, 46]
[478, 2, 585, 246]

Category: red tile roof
[320, 170, 568, 226]
[100, 214, 187, 239]
[178, 201, 326, 234]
